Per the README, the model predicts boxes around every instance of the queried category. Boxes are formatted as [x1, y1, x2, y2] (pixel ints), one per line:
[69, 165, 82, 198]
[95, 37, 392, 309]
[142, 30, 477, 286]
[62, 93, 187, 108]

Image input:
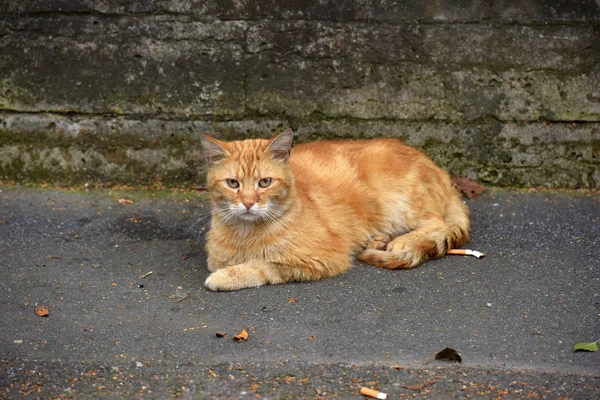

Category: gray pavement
[1, 185, 599, 398]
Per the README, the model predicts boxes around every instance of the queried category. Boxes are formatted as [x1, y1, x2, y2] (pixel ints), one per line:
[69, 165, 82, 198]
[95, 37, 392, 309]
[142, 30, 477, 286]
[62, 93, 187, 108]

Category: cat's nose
[243, 201, 255, 211]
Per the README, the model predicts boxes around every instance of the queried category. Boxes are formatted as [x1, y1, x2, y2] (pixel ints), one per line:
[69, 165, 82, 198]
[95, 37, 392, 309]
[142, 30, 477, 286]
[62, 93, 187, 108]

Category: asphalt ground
[0, 185, 599, 398]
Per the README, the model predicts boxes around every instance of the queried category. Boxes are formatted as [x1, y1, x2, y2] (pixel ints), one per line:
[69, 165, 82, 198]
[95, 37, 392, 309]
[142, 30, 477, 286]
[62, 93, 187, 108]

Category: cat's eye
[225, 179, 240, 189]
[258, 178, 272, 188]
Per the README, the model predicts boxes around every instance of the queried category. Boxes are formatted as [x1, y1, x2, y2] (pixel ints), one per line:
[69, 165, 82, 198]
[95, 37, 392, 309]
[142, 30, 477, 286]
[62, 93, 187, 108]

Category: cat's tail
[359, 194, 471, 269]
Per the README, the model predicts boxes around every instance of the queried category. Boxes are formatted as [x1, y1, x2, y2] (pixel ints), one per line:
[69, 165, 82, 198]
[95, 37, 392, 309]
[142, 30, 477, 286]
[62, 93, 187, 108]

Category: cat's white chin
[236, 212, 263, 222]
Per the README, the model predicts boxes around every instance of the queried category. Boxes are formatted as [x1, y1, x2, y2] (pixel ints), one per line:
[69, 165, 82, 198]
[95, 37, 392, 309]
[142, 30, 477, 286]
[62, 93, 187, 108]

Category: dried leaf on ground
[35, 306, 49, 317]
[288, 297, 298, 303]
[451, 177, 485, 199]
[435, 347, 463, 362]
[215, 331, 227, 338]
[404, 378, 439, 391]
[234, 329, 248, 342]
[118, 198, 133, 204]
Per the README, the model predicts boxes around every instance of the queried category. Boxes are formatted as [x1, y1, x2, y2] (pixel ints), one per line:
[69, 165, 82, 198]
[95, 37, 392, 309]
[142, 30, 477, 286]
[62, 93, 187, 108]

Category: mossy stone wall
[1, 1, 599, 188]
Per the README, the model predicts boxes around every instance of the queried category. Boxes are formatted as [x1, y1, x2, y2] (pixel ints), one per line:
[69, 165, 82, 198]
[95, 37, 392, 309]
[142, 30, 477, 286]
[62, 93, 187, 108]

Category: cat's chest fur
[206, 220, 294, 268]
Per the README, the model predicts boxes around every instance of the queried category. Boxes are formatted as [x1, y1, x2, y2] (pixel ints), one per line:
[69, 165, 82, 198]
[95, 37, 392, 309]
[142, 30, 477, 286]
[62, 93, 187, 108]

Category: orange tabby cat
[201, 128, 470, 291]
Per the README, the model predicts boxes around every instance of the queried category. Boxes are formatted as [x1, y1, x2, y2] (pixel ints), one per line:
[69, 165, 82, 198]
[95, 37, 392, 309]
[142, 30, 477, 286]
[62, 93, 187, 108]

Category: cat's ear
[267, 127, 294, 161]
[200, 134, 230, 165]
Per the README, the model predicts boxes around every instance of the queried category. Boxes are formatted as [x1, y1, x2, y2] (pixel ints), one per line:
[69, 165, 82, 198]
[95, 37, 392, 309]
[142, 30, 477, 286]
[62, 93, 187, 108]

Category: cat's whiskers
[188, 204, 238, 233]
[217, 207, 286, 245]
[261, 208, 287, 233]
[218, 209, 238, 225]
[185, 210, 215, 233]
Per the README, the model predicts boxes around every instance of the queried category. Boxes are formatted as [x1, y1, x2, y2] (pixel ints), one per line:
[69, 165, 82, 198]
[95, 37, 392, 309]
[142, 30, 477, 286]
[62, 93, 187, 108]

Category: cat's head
[200, 128, 295, 224]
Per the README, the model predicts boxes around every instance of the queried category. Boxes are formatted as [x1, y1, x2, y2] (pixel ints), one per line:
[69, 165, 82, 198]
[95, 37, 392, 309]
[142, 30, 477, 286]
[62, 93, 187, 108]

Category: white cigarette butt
[360, 387, 387, 399]
[448, 249, 485, 259]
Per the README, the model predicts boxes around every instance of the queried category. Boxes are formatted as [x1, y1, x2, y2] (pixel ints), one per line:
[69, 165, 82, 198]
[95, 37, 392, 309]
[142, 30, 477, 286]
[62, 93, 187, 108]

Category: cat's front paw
[205, 263, 273, 291]
[205, 269, 235, 291]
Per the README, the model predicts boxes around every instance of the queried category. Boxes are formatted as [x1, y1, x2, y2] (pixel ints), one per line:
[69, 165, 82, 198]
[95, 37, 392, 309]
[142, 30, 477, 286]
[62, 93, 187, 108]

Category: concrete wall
[1, 1, 599, 188]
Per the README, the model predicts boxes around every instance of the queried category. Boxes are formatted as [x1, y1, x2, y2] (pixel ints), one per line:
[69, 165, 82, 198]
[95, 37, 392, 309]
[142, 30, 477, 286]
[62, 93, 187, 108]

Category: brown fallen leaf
[288, 297, 298, 303]
[35, 306, 49, 317]
[118, 198, 133, 204]
[435, 347, 462, 362]
[451, 177, 485, 199]
[233, 329, 248, 342]
[215, 331, 227, 338]
[404, 378, 438, 391]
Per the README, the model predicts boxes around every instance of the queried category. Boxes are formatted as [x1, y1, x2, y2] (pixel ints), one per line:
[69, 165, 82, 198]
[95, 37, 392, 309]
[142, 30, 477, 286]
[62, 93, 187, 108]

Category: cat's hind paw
[367, 233, 391, 250]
